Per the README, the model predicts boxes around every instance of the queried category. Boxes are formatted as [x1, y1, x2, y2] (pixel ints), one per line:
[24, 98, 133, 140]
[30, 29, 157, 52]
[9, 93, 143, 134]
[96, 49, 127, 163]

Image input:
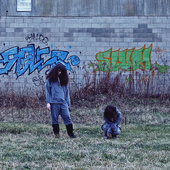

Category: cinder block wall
[0, 0, 170, 95]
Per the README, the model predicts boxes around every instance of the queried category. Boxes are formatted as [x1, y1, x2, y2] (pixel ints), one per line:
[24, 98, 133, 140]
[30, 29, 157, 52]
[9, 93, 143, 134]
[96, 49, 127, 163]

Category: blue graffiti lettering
[69, 55, 80, 66]
[0, 47, 19, 74]
[36, 46, 50, 71]
[0, 44, 80, 77]
[41, 50, 72, 71]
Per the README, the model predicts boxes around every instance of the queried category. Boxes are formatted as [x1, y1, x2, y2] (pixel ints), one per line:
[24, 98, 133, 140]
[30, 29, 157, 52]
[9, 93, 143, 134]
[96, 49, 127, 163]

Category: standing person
[101, 105, 122, 139]
[45, 63, 76, 138]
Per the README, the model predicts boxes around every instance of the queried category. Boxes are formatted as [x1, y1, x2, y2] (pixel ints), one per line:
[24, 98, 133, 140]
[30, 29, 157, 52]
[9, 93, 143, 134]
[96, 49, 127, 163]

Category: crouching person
[101, 105, 122, 139]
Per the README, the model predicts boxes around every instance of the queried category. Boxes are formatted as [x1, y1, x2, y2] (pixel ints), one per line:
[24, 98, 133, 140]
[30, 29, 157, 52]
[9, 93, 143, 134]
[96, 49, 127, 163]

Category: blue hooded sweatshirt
[45, 79, 70, 106]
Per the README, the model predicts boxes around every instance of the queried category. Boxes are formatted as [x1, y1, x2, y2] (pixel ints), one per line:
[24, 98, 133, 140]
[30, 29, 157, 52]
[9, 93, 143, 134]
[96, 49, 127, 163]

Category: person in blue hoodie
[46, 63, 76, 138]
[101, 105, 122, 139]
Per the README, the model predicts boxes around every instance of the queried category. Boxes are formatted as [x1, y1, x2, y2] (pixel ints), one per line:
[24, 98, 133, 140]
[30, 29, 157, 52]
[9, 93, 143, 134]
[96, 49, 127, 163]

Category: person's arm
[115, 108, 122, 126]
[45, 80, 51, 110]
[65, 85, 71, 107]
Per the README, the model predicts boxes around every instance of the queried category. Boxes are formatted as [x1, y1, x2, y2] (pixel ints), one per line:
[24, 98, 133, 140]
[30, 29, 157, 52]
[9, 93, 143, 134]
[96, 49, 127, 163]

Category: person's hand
[107, 134, 110, 137]
[68, 106, 71, 112]
[47, 103, 51, 111]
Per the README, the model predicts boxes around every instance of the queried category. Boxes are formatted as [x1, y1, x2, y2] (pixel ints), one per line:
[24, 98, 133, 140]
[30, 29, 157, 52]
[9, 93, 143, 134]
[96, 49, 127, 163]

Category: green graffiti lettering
[155, 62, 169, 74]
[94, 44, 153, 75]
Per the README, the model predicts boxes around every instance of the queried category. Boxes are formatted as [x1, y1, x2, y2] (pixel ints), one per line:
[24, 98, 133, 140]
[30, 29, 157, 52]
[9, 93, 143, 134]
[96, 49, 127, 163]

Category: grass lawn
[0, 122, 170, 170]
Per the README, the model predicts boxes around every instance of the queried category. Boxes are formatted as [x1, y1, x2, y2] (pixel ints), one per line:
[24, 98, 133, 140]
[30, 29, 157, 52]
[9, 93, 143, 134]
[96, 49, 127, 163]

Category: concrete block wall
[0, 14, 170, 95]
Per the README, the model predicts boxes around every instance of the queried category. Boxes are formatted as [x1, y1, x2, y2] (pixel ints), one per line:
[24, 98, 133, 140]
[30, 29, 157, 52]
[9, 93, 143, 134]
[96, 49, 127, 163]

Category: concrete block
[152, 29, 161, 33]
[10, 23, 20, 27]
[133, 33, 154, 38]
[133, 38, 149, 42]
[124, 17, 135, 24]
[25, 28, 40, 32]
[68, 28, 78, 33]
[64, 23, 83, 28]
[124, 29, 133, 33]
[162, 36, 170, 44]
[9, 42, 19, 46]
[52, 33, 64, 37]
[15, 18, 24, 23]
[61, 37, 75, 42]
[119, 24, 137, 28]
[0, 17, 6, 23]
[14, 28, 24, 32]
[110, 24, 121, 28]
[0, 32, 7, 37]
[6, 18, 15, 23]
[13, 32, 26, 37]
[100, 24, 110, 28]
[41, 28, 51, 32]
[78, 37, 96, 42]
[42, 18, 52, 23]
[23, 18, 32, 23]
[147, 24, 156, 28]
[156, 24, 167, 28]
[73, 32, 92, 37]
[0, 28, 6, 32]
[133, 28, 152, 33]
[124, 38, 133, 42]
[18, 23, 28, 27]
[115, 18, 125, 24]
[64, 42, 82, 47]
[127, 42, 138, 48]
[82, 24, 92, 28]
[78, 18, 91, 24]
[6, 37, 22, 42]
[47, 23, 56, 27]
[119, 33, 133, 38]
[32, 18, 43, 23]
[64, 32, 73, 37]
[92, 42, 110, 47]
[92, 24, 102, 28]
[111, 38, 124, 43]
[154, 42, 167, 47]
[138, 24, 148, 28]
[152, 37, 162, 42]
[115, 29, 124, 33]
[0, 37, 8, 41]
[92, 32, 110, 38]
[110, 42, 128, 48]
[6, 28, 14, 32]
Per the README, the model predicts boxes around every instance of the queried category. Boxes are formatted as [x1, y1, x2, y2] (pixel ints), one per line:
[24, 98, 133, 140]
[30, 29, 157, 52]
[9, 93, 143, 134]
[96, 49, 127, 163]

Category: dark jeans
[50, 103, 72, 125]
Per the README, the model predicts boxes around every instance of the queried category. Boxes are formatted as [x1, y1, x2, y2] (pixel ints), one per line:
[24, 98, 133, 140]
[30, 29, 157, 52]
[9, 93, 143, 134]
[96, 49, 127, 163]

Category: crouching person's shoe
[66, 124, 76, 138]
[112, 135, 117, 139]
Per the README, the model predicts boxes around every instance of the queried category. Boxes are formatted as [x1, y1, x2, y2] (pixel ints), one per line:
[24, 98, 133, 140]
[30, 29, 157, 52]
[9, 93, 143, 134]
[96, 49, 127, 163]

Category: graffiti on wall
[0, 44, 80, 78]
[25, 33, 49, 45]
[32, 75, 45, 86]
[88, 44, 169, 77]
[155, 47, 169, 74]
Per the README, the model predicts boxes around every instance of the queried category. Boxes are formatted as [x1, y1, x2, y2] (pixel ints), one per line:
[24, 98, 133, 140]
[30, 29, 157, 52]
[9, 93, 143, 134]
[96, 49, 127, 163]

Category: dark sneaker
[112, 135, 117, 139]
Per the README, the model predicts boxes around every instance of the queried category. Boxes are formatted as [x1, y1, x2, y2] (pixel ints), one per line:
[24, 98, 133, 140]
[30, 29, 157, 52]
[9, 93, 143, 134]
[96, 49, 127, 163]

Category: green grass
[0, 122, 170, 170]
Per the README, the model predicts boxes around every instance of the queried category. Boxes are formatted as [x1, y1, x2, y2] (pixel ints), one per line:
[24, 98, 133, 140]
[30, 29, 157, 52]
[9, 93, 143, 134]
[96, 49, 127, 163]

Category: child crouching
[101, 105, 122, 139]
